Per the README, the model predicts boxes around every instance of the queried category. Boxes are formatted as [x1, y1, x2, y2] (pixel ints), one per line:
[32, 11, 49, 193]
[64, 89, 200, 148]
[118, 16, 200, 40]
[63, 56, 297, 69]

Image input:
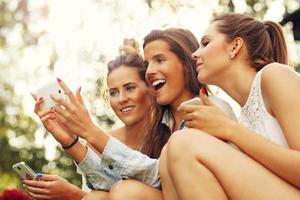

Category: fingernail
[39, 97, 43, 101]
[200, 87, 206, 95]
[37, 173, 43, 177]
[56, 77, 62, 82]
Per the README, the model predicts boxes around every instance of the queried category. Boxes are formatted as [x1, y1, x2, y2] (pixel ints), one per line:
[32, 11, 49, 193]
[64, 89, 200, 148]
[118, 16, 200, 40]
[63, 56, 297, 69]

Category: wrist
[68, 185, 86, 200]
[224, 119, 239, 142]
[62, 136, 79, 150]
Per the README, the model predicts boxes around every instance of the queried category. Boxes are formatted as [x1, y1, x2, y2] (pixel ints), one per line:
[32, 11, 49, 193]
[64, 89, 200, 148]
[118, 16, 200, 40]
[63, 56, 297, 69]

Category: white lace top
[239, 64, 289, 147]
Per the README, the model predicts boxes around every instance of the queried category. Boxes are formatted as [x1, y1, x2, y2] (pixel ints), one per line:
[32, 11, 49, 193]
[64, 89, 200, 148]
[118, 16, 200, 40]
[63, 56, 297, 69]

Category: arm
[229, 64, 300, 187]
[77, 137, 161, 191]
[24, 174, 86, 200]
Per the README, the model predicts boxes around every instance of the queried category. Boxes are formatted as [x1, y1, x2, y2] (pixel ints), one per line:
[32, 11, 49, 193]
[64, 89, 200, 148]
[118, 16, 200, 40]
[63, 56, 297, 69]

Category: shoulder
[260, 63, 300, 114]
[261, 63, 300, 94]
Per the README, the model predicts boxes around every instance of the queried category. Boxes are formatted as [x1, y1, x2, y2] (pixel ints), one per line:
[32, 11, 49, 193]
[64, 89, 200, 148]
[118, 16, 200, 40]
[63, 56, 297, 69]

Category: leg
[167, 129, 300, 200]
[82, 190, 108, 200]
[159, 145, 180, 200]
[109, 179, 162, 200]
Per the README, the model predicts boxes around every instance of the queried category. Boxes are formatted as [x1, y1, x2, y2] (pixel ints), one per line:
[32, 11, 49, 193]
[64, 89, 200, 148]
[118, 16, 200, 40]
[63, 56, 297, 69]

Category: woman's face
[107, 65, 152, 126]
[192, 22, 232, 85]
[144, 40, 192, 107]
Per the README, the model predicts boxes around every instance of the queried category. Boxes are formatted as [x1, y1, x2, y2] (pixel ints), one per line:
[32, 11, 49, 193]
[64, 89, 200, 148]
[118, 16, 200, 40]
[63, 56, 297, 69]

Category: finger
[34, 97, 45, 114]
[54, 111, 68, 124]
[51, 94, 71, 110]
[199, 91, 214, 106]
[53, 106, 70, 121]
[178, 104, 203, 113]
[184, 120, 196, 128]
[56, 78, 77, 103]
[40, 113, 56, 122]
[24, 180, 47, 188]
[37, 109, 54, 118]
[76, 86, 84, 105]
[31, 93, 38, 101]
[26, 190, 51, 199]
[181, 112, 197, 121]
[37, 174, 58, 181]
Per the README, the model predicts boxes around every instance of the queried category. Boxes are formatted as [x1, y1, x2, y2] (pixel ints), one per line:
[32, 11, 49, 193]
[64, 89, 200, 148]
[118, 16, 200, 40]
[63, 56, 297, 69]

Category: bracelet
[62, 136, 79, 149]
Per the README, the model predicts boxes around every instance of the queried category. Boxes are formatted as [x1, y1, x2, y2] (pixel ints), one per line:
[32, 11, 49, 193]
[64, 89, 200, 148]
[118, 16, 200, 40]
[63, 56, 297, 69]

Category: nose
[191, 48, 201, 60]
[118, 91, 129, 104]
[145, 62, 157, 81]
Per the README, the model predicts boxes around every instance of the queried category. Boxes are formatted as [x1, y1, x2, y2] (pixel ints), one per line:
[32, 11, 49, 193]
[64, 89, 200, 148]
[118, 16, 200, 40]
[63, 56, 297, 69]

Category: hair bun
[119, 38, 140, 56]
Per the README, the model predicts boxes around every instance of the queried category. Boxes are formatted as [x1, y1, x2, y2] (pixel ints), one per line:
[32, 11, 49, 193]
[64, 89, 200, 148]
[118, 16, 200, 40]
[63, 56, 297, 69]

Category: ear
[229, 37, 244, 59]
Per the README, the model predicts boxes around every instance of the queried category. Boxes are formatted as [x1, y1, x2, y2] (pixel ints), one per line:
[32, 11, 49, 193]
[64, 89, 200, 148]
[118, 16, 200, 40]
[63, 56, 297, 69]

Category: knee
[166, 129, 218, 163]
[109, 180, 142, 200]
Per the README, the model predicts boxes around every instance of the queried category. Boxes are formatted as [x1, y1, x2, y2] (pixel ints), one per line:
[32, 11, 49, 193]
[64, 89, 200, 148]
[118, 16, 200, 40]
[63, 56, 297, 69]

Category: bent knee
[167, 129, 225, 161]
[109, 180, 145, 200]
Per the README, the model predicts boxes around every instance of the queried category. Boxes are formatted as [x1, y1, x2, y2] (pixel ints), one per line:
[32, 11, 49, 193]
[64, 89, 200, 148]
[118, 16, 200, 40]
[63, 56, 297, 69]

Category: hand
[50, 79, 97, 140]
[24, 174, 85, 200]
[178, 91, 236, 141]
[32, 94, 76, 146]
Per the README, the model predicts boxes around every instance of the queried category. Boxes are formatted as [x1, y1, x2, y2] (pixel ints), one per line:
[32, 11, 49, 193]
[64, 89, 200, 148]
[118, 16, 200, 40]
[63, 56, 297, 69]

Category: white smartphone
[12, 162, 37, 180]
[36, 81, 67, 112]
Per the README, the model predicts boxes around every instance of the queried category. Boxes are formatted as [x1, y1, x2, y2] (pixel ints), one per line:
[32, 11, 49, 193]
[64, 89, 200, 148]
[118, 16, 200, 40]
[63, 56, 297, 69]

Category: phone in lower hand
[12, 162, 37, 180]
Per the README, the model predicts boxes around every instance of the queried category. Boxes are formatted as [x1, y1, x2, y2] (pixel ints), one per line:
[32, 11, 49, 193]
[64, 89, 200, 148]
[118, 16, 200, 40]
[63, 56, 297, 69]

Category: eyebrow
[152, 53, 164, 60]
[200, 35, 210, 43]
[109, 82, 136, 91]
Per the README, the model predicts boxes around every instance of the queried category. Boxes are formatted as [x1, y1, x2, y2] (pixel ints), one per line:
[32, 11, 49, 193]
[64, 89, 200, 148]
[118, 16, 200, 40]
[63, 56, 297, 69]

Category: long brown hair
[213, 13, 288, 71]
[140, 28, 207, 158]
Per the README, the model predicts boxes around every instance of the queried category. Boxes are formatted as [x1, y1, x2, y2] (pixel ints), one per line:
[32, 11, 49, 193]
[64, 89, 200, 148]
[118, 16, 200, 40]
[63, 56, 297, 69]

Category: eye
[156, 57, 165, 63]
[58, 90, 61, 94]
[201, 40, 209, 47]
[126, 85, 136, 92]
[109, 90, 118, 97]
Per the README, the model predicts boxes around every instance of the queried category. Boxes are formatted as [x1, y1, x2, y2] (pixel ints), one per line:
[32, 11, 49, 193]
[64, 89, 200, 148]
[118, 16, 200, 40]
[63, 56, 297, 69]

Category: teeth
[121, 106, 134, 112]
[152, 79, 166, 87]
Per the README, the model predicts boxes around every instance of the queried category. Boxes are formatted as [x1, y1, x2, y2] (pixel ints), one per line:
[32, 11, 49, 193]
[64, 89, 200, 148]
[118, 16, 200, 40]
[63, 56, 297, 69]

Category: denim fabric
[78, 137, 160, 191]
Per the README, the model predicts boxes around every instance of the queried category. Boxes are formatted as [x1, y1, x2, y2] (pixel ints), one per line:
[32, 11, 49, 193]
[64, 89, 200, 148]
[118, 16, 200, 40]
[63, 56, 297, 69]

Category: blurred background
[1, 0, 299, 192]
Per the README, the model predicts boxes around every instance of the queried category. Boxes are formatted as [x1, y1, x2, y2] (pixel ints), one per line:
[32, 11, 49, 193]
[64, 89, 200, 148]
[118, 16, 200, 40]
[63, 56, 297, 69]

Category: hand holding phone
[36, 81, 67, 112]
[12, 162, 37, 180]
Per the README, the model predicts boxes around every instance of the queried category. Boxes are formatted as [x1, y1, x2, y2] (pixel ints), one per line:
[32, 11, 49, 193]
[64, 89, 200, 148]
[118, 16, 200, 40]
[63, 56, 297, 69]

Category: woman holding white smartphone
[25, 39, 161, 200]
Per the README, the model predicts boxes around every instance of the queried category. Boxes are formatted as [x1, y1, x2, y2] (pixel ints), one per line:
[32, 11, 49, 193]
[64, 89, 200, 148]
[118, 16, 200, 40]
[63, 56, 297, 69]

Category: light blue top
[78, 137, 160, 191]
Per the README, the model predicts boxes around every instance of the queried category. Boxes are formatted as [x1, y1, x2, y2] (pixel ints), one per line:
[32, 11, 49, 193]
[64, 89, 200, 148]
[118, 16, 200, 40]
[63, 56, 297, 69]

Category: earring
[230, 54, 235, 59]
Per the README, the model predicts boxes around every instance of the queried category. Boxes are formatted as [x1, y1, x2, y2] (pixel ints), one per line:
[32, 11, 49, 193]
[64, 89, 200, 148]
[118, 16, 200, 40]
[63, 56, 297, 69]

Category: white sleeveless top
[239, 64, 289, 147]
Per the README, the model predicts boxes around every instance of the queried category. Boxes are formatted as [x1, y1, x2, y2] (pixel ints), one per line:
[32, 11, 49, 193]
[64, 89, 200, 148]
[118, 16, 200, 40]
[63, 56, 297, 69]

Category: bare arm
[229, 64, 300, 187]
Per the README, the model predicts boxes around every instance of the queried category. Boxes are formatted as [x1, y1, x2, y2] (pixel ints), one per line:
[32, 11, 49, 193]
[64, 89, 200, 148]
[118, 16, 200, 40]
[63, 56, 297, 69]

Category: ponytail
[263, 21, 288, 65]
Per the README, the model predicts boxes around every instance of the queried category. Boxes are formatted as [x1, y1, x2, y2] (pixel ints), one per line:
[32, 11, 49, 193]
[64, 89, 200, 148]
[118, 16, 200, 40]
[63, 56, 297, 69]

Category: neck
[122, 116, 148, 149]
[216, 63, 257, 107]
[169, 91, 194, 131]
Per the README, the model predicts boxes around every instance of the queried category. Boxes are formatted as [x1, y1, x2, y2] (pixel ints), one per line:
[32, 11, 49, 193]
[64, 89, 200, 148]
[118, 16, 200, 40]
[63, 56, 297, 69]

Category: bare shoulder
[261, 63, 300, 92]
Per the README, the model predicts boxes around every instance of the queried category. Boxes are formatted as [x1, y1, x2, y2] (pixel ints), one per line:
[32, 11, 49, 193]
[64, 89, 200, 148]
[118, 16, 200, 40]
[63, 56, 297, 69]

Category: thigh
[168, 129, 300, 200]
[109, 179, 162, 200]
[160, 145, 179, 200]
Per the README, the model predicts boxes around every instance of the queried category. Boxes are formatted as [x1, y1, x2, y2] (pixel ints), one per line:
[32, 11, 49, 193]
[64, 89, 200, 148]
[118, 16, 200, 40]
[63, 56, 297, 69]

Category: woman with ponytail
[161, 13, 300, 199]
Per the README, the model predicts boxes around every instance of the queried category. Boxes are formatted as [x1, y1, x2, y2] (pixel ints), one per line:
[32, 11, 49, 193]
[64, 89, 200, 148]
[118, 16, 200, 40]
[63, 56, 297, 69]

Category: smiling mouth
[120, 106, 135, 113]
[152, 79, 166, 91]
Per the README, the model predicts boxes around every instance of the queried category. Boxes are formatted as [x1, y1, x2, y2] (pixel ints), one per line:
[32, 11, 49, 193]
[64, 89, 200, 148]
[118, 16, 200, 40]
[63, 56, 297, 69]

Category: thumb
[199, 88, 214, 106]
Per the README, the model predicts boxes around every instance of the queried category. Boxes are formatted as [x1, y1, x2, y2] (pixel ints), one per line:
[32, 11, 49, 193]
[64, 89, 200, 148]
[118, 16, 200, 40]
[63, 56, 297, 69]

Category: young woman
[25, 39, 161, 200]
[46, 28, 235, 200]
[161, 13, 300, 199]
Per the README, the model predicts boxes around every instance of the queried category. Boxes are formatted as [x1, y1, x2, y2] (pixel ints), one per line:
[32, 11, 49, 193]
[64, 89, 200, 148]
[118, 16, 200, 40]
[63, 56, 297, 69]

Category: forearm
[65, 141, 88, 163]
[83, 124, 110, 155]
[229, 123, 300, 187]
[68, 185, 86, 200]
